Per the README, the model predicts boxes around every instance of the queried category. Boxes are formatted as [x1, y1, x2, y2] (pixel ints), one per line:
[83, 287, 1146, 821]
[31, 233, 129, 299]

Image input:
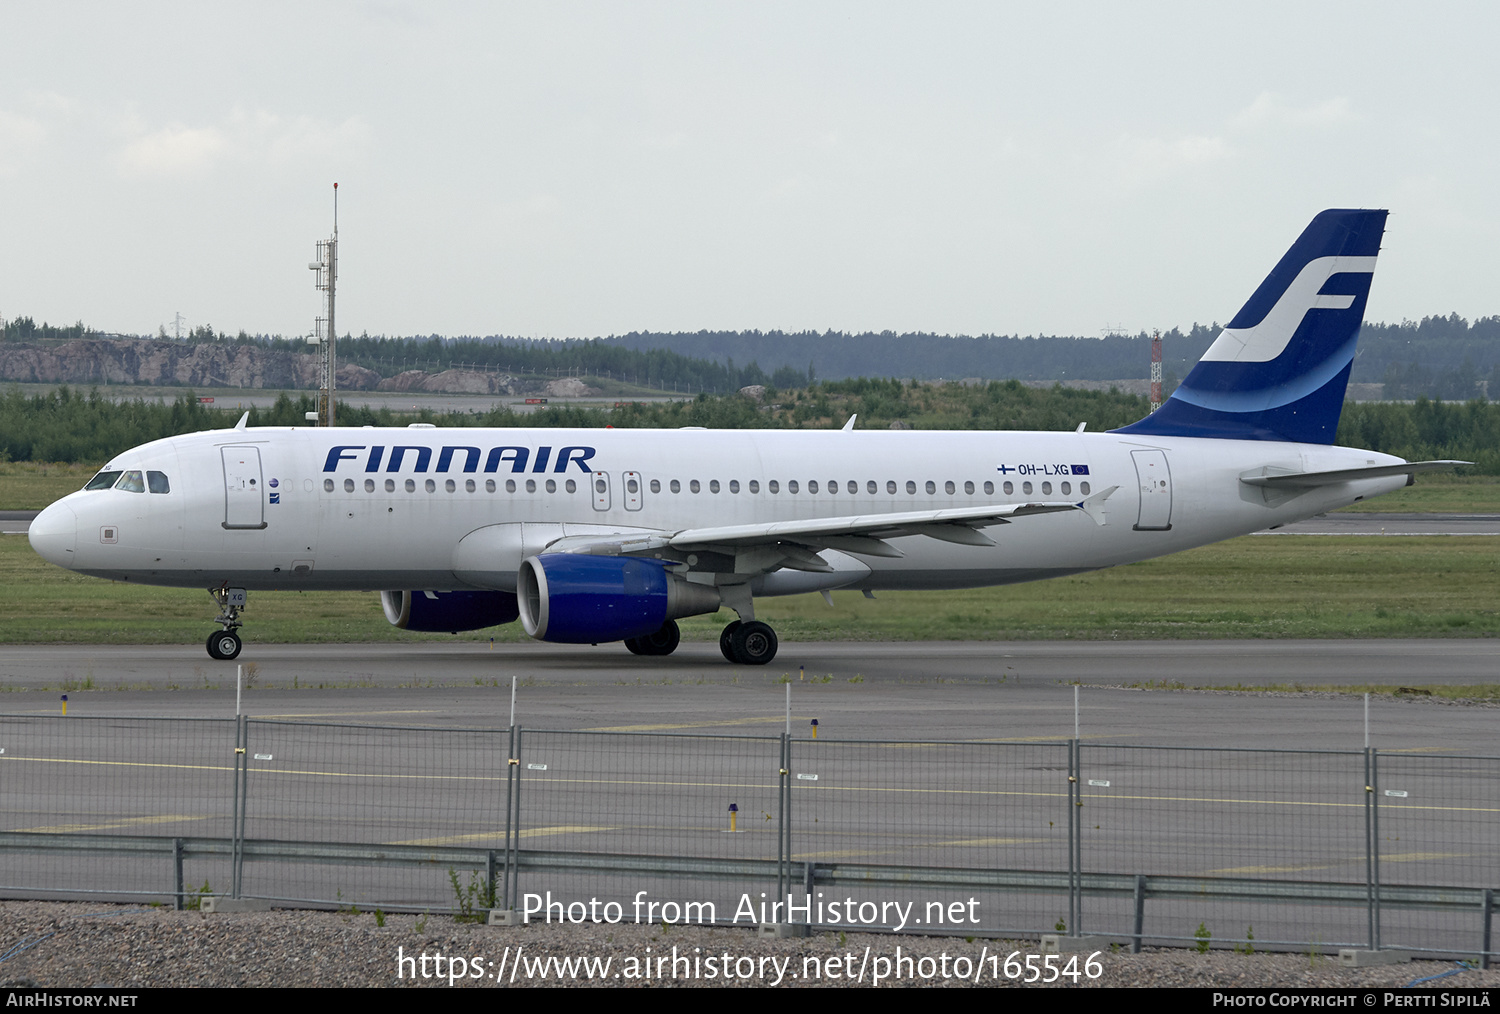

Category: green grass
[1333, 474, 1500, 513]
[3, 534, 1497, 645]
[0, 462, 97, 509]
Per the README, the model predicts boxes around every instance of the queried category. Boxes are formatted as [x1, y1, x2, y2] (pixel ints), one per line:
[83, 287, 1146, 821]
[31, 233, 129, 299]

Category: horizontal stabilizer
[1240, 460, 1470, 488]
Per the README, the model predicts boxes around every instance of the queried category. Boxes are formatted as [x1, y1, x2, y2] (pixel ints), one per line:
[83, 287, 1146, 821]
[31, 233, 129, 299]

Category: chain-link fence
[0, 714, 1494, 960]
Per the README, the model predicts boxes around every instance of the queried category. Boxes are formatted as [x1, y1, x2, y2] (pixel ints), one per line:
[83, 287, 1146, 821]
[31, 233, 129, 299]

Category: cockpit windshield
[84, 470, 122, 491]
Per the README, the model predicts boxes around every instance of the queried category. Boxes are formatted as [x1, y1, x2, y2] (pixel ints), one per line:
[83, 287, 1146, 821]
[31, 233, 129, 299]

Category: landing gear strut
[206, 586, 246, 661]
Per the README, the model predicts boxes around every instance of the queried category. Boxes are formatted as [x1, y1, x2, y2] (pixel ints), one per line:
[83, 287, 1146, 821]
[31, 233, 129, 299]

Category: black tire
[623, 637, 644, 655]
[635, 619, 680, 656]
[719, 620, 742, 662]
[730, 621, 777, 665]
[206, 630, 242, 661]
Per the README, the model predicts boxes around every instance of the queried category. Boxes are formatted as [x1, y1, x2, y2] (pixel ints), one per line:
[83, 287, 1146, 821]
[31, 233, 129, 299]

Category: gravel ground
[1, 902, 1496, 989]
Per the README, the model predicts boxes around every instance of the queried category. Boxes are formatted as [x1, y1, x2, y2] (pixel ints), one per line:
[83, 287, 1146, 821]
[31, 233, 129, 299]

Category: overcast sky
[2, 2, 1495, 341]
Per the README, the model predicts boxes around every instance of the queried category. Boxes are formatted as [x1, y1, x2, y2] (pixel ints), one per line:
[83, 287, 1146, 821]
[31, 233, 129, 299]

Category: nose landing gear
[206, 586, 246, 661]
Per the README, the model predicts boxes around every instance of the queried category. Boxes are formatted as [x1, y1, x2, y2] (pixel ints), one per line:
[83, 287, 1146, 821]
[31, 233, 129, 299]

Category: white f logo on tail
[1201, 256, 1377, 364]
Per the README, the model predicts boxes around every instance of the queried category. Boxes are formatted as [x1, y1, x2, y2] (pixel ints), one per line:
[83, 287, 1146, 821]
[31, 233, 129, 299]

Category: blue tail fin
[1114, 209, 1387, 444]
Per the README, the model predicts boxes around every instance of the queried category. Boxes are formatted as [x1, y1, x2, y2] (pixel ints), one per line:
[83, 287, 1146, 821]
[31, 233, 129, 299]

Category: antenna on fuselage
[308, 183, 339, 426]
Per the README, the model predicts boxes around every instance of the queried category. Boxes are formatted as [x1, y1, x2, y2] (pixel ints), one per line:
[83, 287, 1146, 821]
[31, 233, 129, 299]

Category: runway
[1, 639, 1494, 752]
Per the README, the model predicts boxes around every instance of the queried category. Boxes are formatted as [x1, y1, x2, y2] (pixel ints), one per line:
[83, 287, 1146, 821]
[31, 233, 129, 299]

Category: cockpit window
[85, 470, 123, 491]
[147, 471, 170, 494]
[115, 470, 146, 493]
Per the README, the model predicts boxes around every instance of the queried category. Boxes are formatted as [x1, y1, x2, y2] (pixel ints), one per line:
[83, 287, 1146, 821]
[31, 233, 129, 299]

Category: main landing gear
[205, 586, 245, 661]
[719, 620, 779, 666]
[624, 619, 681, 656]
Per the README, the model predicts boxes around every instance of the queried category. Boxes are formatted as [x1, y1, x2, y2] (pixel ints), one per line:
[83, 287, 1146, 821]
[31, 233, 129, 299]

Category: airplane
[27, 209, 1464, 665]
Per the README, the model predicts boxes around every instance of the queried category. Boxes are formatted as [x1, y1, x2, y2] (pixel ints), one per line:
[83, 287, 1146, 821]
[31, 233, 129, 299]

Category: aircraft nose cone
[28, 502, 78, 567]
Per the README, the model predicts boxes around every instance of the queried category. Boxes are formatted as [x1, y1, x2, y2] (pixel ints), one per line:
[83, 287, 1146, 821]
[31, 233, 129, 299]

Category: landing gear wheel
[719, 621, 742, 662]
[206, 630, 242, 661]
[623, 637, 645, 655]
[634, 619, 680, 656]
[729, 621, 778, 666]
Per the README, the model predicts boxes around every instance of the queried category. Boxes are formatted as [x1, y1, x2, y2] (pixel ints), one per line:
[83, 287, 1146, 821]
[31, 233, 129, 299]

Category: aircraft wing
[541, 487, 1118, 568]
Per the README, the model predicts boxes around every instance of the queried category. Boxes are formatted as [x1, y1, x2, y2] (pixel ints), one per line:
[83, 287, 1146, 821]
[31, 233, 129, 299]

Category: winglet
[842, 414, 857, 431]
[1078, 485, 1118, 526]
[234, 412, 250, 431]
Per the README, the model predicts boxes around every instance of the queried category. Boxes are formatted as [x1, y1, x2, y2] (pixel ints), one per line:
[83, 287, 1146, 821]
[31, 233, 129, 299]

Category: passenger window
[525, 479, 536, 493]
[1003, 481, 1013, 495]
[848, 481, 858, 494]
[925, 480, 936, 495]
[365, 479, 375, 492]
[1061, 481, 1071, 495]
[964, 480, 974, 495]
[1081, 481, 1091, 495]
[709, 479, 720, 493]
[1041, 482, 1052, 495]
[729, 479, 740, 493]
[944, 480, 955, 495]
[324, 478, 334, 492]
[116, 470, 146, 493]
[670, 479, 681, 493]
[749, 480, 760, 493]
[788, 480, 799, 494]
[808, 480, 820, 494]
[1023, 481, 1033, 495]
[486, 479, 496, 493]
[506, 479, 517, 493]
[566, 479, 577, 493]
[650, 479, 661, 493]
[426, 479, 437, 493]
[627, 478, 639, 493]
[768, 480, 779, 494]
[906, 481, 916, 495]
[690, 479, 700, 493]
[983, 481, 994, 495]
[886, 480, 896, 494]
[85, 471, 123, 491]
[466, 479, 476, 492]
[406, 479, 416, 493]
[867, 481, 877, 494]
[344, 478, 355, 493]
[545, 479, 556, 493]
[147, 471, 170, 494]
[385, 478, 395, 493]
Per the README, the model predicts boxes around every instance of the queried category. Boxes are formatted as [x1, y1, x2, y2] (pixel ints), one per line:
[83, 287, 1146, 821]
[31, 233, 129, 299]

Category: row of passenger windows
[324, 476, 1092, 497]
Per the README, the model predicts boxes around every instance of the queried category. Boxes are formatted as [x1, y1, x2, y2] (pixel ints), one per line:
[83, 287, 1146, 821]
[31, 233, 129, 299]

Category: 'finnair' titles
[28, 209, 1463, 664]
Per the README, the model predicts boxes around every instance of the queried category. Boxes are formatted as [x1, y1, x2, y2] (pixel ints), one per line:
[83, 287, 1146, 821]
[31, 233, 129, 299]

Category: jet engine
[517, 554, 721, 643]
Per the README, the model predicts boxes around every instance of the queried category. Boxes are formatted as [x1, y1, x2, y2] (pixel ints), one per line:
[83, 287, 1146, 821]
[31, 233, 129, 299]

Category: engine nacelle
[381, 589, 520, 633]
[517, 554, 721, 643]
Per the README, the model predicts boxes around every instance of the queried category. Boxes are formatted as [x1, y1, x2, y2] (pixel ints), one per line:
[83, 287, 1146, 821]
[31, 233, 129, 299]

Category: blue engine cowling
[517, 554, 721, 643]
[380, 589, 520, 633]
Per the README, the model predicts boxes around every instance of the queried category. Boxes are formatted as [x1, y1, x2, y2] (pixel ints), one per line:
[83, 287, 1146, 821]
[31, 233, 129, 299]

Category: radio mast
[308, 183, 339, 426]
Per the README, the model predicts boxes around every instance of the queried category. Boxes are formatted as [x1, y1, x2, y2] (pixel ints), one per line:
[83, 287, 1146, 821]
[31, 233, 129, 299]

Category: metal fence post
[232, 715, 248, 899]
[1482, 889, 1493, 970]
[1371, 747, 1382, 950]
[1069, 739, 1081, 936]
[1132, 874, 1146, 953]
[778, 733, 791, 908]
[504, 725, 520, 911]
[1364, 747, 1376, 950]
[173, 838, 185, 911]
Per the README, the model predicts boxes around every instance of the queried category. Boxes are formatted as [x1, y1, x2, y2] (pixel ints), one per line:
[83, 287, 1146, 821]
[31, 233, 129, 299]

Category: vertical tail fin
[1114, 209, 1387, 444]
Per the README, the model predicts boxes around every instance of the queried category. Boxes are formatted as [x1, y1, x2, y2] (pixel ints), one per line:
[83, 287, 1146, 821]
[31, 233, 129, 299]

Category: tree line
[4, 383, 1498, 475]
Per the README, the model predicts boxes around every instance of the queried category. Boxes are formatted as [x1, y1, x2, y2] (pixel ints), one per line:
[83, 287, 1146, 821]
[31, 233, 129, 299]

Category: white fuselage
[29, 425, 1408, 596]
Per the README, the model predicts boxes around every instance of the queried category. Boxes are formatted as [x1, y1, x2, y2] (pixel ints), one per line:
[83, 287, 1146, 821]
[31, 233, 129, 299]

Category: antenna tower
[1149, 329, 1163, 411]
[308, 183, 339, 426]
